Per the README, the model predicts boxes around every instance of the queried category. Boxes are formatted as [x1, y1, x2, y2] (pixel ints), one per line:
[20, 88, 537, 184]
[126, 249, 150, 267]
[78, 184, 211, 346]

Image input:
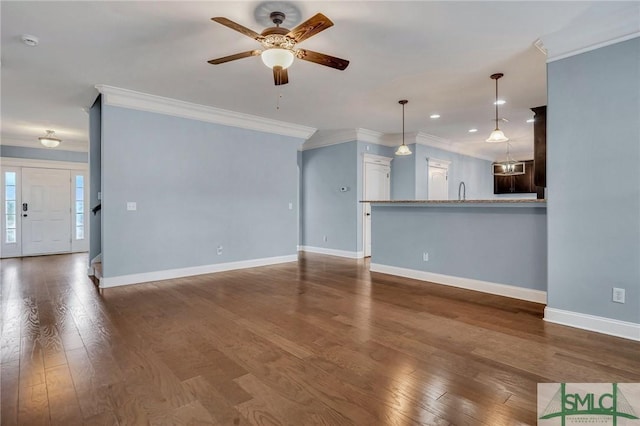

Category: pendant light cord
[402, 102, 405, 146]
[494, 78, 499, 130]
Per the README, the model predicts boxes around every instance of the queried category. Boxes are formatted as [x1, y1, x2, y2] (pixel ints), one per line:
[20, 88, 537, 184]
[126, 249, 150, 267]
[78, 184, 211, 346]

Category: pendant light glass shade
[395, 144, 412, 156]
[486, 129, 509, 143]
[395, 99, 412, 156]
[38, 130, 61, 148]
[261, 48, 294, 69]
[486, 73, 509, 143]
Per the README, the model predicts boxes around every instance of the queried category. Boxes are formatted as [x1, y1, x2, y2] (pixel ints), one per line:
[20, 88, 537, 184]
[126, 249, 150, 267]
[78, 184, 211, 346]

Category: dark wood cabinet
[494, 160, 537, 194]
[531, 105, 547, 190]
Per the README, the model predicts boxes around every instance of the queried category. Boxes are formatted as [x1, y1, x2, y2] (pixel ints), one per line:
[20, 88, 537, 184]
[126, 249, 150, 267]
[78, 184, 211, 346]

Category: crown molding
[540, 1, 640, 63]
[95, 85, 316, 140]
[301, 128, 384, 151]
[415, 132, 495, 162]
[1, 134, 88, 152]
[356, 128, 384, 144]
[546, 32, 640, 63]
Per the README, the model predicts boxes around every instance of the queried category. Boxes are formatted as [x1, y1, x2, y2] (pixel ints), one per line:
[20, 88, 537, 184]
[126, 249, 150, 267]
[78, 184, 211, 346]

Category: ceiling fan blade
[286, 13, 333, 43]
[273, 66, 289, 86]
[211, 17, 263, 40]
[296, 49, 349, 70]
[207, 50, 261, 65]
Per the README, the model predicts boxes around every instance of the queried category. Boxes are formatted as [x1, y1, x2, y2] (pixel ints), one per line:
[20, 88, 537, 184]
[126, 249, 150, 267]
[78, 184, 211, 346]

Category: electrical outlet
[612, 287, 625, 304]
[126, 202, 136, 211]
[288, 202, 293, 210]
[423, 252, 429, 262]
[217, 246, 223, 256]
[323, 235, 328, 242]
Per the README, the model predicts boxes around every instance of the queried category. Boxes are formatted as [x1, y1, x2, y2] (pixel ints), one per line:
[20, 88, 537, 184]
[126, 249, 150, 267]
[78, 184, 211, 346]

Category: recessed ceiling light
[21, 34, 39, 47]
[526, 118, 535, 123]
[468, 128, 478, 133]
[494, 100, 506, 105]
[430, 114, 440, 119]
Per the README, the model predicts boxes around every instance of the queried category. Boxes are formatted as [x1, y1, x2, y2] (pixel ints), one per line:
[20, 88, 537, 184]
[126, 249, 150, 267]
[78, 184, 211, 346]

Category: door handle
[22, 202, 28, 212]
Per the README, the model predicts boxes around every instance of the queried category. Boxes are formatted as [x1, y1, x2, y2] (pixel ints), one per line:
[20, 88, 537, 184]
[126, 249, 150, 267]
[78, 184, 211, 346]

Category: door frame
[362, 153, 392, 258]
[0, 158, 88, 258]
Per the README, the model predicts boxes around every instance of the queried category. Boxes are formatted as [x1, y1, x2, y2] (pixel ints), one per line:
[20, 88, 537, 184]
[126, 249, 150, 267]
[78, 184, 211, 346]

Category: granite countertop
[361, 199, 546, 204]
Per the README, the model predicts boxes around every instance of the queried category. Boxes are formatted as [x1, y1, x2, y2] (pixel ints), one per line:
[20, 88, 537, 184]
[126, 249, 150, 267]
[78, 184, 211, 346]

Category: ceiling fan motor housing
[270, 11, 286, 26]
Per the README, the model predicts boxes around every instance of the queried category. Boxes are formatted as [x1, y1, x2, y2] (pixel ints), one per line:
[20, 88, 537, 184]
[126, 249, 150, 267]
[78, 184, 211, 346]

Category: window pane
[76, 201, 84, 213]
[6, 214, 16, 228]
[76, 227, 84, 240]
[5, 172, 16, 186]
[75, 187, 84, 201]
[76, 213, 83, 226]
[75, 175, 84, 187]
[6, 186, 15, 200]
[6, 201, 16, 215]
[6, 229, 16, 243]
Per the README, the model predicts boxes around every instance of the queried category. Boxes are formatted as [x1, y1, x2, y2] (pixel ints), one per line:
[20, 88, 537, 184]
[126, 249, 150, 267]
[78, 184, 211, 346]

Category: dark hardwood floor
[1, 252, 639, 425]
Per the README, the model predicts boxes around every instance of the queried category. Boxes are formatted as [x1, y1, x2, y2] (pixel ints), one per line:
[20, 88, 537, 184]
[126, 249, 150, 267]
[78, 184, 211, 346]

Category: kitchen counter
[362, 199, 546, 206]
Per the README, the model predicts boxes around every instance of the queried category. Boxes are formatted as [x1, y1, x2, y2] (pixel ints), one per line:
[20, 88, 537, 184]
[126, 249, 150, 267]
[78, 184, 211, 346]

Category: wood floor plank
[1, 252, 639, 425]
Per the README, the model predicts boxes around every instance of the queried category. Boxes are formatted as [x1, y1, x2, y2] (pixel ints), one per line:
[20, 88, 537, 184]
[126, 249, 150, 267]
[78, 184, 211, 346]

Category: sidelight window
[75, 175, 84, 240]
[4, 172, 17, 243]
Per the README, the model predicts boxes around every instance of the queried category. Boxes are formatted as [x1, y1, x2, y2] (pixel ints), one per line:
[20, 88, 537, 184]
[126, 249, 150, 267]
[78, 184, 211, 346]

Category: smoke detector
[21, 34, 39, 47]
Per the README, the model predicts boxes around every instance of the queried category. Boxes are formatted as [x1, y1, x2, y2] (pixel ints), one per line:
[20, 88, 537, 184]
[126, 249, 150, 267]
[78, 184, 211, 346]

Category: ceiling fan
[208, 11, 349, 85]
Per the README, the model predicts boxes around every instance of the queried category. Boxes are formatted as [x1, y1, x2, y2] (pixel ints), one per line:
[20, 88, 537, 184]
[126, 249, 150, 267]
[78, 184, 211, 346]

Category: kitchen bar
[365, 199, 547, 303]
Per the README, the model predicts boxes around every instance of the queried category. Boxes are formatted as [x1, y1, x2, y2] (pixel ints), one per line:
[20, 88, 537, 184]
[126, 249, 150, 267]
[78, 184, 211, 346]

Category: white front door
[428, 166, 449, 200]
[364, 162, 390, 257]
[22, 168, 72, 256]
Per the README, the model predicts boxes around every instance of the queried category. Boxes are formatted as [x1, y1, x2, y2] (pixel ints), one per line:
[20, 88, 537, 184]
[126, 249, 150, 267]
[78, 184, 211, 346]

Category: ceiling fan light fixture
[486, 73, 509, 143]
[261, 48, 294, 69]
[38, 130, 61, 148]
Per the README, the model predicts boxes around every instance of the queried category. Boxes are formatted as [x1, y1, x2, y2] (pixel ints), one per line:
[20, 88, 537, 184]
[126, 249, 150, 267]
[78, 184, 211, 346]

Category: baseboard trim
[369, 263, 547, 304]
[99, 254, 298, 289]
[299, 246, 364, 259]
[544, 307, 640, 341]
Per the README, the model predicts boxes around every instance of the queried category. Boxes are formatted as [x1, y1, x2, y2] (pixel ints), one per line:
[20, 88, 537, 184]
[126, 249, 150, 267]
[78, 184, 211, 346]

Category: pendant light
[38, 130, 61, 148]
[486, 73, 509, 143]
[395, 100, 412, 156]
[492, 142, 525, 176]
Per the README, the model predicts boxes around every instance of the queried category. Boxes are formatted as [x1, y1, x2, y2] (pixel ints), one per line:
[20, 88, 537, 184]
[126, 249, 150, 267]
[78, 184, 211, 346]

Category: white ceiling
[1, 1, 638, 160]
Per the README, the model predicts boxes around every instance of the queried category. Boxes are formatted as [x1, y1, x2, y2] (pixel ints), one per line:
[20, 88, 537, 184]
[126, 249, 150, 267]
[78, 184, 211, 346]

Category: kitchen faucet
[458, 181, 466, 201]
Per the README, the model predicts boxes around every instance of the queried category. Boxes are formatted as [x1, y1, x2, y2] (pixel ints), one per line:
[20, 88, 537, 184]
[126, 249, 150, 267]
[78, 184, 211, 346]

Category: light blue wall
[0, 145, 88, 163]
[301, 141, 358, 252]
[89, 96, 101, 262]
[371, 205, 548, 291]
[100, 105, 302, 278]
[547, 37, 640, 323]
[413, 144, 496, 200]
[391, 144, 416, 200]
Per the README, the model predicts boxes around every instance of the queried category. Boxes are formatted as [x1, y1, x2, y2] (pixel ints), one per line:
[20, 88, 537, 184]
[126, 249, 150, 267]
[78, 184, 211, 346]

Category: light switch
[288, 202, 293, 210]
[126, 202, 137, 211]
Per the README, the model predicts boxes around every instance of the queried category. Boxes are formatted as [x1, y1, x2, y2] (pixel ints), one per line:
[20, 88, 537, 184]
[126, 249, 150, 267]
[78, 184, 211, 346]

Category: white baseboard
[370, 263, 547, 304]
[299, 246, 364, 259]
[99, 254, 298, 289]
[544, 307, 640, 341]
[90, 253, 102, 264]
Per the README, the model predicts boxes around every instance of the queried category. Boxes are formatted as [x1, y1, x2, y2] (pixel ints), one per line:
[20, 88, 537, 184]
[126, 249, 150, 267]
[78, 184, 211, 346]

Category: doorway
[363, 154, 391, 257]
[427, 158, 451, 200]
[1, 162, 88, 258]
